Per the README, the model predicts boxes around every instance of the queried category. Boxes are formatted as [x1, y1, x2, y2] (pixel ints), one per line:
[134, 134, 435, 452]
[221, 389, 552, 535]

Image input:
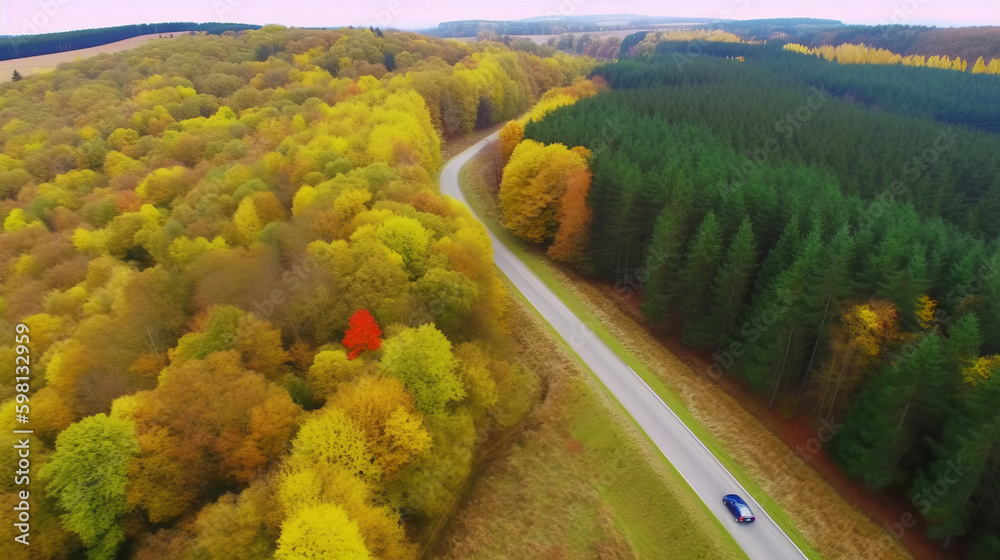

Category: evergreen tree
[910, 372, 1000, 543]
[640, 208, 692, 323]
[831, 334, 946, 488]
[687, 216, 757, 349]
[739, 230, 824, 399]
[11, 69, 22, 82]
[753, 215, 801, 298]
[679, 212, 724, 343]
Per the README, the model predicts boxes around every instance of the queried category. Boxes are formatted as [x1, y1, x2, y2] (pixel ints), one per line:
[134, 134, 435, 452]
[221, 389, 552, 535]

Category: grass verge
[428, 295, 745, 559]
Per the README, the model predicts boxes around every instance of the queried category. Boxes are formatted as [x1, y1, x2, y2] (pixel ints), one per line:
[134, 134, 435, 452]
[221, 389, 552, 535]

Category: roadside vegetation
[463, 146, 912, 560]
[428, 297, 744, 560]
[488, 41, 1000, 558]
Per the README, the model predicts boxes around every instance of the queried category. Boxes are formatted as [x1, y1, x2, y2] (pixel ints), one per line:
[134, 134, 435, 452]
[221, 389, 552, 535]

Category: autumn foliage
[0, 24, 584, 560]
[343, 309, 383, 360]
[547, 167, 593, 263]
[499, 140, 590, 244]
[783, 42, 1000, 73]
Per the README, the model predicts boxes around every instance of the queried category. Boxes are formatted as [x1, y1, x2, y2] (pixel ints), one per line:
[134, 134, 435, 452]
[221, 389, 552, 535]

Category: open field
[459, 145, 915, 560]
[0, 32, 187, 77]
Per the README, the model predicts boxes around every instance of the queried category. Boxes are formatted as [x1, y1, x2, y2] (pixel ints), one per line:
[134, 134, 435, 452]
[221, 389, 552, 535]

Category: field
[0, 32, 186, 78]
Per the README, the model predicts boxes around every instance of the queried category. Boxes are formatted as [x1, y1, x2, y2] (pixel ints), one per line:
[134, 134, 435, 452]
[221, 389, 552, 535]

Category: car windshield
[738, 505, 752, 516]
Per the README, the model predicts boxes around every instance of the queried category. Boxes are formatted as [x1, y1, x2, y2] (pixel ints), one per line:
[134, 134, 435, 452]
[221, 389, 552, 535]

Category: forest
[704, 20, 1000, 62]
[0, 25, 592, 559]
[496, 46, 1000, 557]
[0, 23, 260, 61]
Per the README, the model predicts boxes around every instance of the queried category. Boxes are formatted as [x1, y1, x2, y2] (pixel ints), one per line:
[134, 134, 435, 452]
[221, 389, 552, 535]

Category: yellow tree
[290, 406, 379, 481]
[499, 139, 588, 243]
[843, 299, 903, 356]
[332, 376, 431, 478]
[962, 355, 1000, 385]
[307, 349, 365, 402]
[234, 197, 263, 245]
[498, 120, 523, 164]
[972, 56, 988, 74]
[917, 295, 938, 330]
[275, 504, 371, 560]
[547, 166, 593, 263]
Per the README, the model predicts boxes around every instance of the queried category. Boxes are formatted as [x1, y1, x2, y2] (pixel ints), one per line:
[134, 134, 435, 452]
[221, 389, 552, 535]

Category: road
[439, 131, 809, 560]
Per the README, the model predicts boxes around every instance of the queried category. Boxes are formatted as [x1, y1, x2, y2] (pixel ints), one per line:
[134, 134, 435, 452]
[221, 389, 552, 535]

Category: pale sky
[2, 0, 998, 36]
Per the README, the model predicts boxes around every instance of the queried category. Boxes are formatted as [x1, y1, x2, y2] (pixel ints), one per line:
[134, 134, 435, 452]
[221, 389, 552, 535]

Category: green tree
[678, 211, 724, 343]
[687, 216, 757, 349]
[376, 215, 430, 278]
[39, 414, 140, 560]
[911, 372, 1000, 542]
[11, 69, 22, 82]
[381, 324, 464, 414]
[831, 334, 946, 489]
[640, 209, 693, 323]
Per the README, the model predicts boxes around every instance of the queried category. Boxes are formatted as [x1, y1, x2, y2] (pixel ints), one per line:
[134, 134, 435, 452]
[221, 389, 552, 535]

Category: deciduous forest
[498, 43, 1000, 557]
[0, 25, 592, 560]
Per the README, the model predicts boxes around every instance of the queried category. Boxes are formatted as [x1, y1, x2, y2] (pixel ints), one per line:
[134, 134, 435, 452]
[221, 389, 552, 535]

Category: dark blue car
[723, 494, 756, 523]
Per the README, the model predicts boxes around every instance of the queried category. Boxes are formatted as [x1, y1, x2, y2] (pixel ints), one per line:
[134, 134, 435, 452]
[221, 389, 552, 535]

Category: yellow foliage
[962, 355, 1000, 385]
[333, 188, 372, 222]
[659, 29, 748, 43]
[332, 376, 431, 477]
[4, 208, 32, 231]
[842, 300, 902, 357]
[499, 139, 589, 243]
[917, 295, 938, 330]
[498, 120, 524, 164]
[275, 504, 371, 560]
[290, 406, 380, 480]
[785, 42, 980, 74]
[234, 196, 263, 244]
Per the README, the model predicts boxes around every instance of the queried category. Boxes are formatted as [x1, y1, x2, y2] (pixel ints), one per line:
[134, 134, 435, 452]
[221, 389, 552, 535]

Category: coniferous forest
[0, 26, 593, 560]
[501, 42, 1000, 557]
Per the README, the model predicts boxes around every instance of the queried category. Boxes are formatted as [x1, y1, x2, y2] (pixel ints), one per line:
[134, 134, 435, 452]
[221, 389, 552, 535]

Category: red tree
[342, 309, 382, 360]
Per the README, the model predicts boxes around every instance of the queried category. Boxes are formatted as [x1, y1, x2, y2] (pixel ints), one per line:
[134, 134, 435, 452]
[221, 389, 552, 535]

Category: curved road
[440, 132, 809, 560]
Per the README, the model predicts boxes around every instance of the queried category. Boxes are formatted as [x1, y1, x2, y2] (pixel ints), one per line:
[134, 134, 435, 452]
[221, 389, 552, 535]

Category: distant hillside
[426, 14, 718, 38]
[804, 25, 1000, 62]
[705, 18, 844, 38]
[708, 20, 1000, 62]
[0, 22, 260, 61]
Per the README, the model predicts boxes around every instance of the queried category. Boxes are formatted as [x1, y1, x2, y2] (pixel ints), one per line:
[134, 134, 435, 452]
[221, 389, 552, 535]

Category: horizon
[2, 1, 998, 36]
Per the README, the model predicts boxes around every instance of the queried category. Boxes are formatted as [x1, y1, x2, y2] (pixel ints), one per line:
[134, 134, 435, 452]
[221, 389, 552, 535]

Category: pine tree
[11, 69, 22, 82]
[678, 212, 724, 342]
[640, 208, 692, 323]
[910, 373, 1000, 542]
[754, 215, 801, 297]
[686, 216, 757, 349]
[831, 334, 946, 488]
[739, 230, 824, 400]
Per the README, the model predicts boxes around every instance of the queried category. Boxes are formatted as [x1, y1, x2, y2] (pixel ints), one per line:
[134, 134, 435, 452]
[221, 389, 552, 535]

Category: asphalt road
[439, 132, 809, 560]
